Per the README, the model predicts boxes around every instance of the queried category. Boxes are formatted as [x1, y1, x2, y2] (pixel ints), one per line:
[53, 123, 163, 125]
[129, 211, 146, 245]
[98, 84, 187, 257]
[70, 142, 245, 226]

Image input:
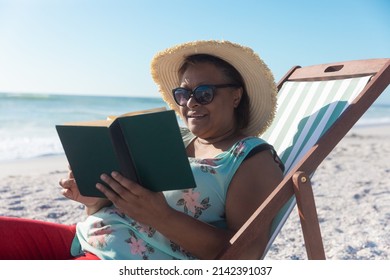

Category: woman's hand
[96, 171, 172, 227]
[59, 167, 111, 215]
[98, 171, 234, 259]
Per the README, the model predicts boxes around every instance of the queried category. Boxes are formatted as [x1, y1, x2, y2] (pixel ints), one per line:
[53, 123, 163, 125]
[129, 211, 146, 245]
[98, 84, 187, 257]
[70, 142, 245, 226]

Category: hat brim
[151, 40, 277, 136]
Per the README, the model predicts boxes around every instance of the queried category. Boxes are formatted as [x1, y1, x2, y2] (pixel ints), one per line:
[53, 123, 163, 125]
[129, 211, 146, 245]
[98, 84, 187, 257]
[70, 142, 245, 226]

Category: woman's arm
[59, 169, 111, 215]
[96, 172, 233, 259]
[225, 150, 284, 259]
[96, 150, 283, 259]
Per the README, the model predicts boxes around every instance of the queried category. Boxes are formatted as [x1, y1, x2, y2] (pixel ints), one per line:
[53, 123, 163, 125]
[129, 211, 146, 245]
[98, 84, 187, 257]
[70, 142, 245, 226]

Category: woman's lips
[187, 113, 206, 119]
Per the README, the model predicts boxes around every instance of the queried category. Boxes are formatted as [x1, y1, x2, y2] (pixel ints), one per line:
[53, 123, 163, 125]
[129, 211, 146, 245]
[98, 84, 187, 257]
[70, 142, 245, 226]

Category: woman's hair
[178, 54, 250, 131]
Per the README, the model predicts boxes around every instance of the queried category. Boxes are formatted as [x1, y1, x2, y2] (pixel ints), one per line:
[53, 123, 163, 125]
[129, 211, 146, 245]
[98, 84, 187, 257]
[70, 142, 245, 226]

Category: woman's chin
[187, 122, 208, 136]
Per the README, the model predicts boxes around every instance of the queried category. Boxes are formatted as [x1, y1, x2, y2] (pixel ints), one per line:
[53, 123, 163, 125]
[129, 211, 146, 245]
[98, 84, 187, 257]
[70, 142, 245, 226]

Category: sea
[0, 92, 167, 162]
[1, 92, 389, 162]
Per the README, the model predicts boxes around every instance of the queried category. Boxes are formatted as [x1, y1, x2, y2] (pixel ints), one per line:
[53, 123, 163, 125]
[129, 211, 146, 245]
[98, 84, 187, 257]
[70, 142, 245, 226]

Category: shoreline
[0, 154, 68, 179]
[1, 124, 389, 259]
[1, 123, 388, 172]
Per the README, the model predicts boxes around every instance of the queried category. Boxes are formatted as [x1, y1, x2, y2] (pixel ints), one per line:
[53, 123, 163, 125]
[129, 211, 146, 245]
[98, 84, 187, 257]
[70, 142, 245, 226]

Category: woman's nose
[186, 95, 199, 108]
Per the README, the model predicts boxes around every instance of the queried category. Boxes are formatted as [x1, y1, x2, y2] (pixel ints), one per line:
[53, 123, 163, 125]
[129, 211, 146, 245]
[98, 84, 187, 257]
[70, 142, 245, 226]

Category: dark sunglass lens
[173, 88, 190, 106]
[194, 86, 214, 105]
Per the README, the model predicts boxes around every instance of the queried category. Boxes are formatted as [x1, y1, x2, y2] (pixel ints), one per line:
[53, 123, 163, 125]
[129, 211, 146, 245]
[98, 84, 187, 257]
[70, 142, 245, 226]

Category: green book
[56, 108, 196, 198]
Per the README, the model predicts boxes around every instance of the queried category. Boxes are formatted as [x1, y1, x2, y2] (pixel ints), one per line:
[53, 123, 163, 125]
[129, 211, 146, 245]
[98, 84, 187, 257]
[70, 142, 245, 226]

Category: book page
[62, 119, 113, 127]
[61, 107, 167, 126]
[107, 107, 167, 121]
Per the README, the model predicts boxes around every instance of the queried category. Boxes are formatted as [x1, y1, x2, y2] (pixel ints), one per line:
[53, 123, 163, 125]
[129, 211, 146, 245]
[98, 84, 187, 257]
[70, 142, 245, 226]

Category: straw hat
[150, 40, 277, 136]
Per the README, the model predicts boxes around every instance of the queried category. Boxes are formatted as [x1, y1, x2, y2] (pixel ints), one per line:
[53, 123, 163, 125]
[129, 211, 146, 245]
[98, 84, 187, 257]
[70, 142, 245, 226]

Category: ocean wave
[356, 117, 390, 127]
[0, 92, 52, 100]
[0, 135, 64, 162]
[1, 92, 387, 162]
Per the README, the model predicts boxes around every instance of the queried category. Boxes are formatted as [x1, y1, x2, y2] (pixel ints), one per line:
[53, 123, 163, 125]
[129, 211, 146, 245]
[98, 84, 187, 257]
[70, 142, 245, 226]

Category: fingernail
[100, 174, 108, 180]
[111, 171, 119, 177]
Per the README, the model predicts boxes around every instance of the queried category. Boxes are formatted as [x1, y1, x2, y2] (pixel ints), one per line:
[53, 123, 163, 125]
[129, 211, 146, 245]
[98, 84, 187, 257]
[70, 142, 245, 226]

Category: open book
[56, 107, 196, 197]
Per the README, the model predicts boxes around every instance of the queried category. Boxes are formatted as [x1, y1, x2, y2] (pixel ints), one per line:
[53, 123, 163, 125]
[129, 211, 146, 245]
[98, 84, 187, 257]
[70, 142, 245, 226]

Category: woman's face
[178, 62, 242, 140]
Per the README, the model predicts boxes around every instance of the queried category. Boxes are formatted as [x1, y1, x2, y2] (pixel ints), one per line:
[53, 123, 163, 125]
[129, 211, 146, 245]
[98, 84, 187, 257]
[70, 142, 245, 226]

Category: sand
[0, 125, 389, 260]
[265, 125, 390, 260]
[0, 156, 87, 224]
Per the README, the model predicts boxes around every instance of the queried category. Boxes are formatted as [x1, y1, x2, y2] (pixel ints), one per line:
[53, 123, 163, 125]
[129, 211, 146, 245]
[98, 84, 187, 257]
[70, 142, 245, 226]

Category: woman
[0, 40, 284, 260]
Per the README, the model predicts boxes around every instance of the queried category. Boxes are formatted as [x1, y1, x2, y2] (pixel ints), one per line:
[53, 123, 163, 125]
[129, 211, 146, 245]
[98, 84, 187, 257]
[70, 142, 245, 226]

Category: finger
[61, 188, 73, 199]
[67, 164, 75, 178]
[59, 178, 67, 188]
[59, 178, 75, 189]
[96, 183, 123, 207]
[100, 173, 135, 199]
[111, 171, 146, 196]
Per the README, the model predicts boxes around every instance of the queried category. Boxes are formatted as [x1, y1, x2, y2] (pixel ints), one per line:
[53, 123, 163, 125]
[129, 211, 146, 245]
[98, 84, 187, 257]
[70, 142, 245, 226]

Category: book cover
[56, 109, 196, 197]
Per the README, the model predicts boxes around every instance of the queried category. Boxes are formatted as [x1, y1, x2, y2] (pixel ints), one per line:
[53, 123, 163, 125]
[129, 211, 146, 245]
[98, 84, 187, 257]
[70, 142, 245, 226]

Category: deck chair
[216, 58, 390, 259]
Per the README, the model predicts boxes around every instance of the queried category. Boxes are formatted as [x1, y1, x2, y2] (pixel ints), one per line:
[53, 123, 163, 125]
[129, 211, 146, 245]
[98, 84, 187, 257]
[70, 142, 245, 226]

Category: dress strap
[244, 142, 285, 173]
[180, 127, 195, 148]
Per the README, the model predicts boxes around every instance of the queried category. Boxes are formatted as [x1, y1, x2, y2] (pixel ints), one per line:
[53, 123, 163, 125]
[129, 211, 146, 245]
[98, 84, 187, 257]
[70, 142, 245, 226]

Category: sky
[0, 0, 389, 104]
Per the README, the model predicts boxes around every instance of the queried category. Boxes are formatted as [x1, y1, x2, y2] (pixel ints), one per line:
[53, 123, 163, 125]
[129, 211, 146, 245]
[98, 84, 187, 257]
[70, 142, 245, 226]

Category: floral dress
[70, 135, 272, 260]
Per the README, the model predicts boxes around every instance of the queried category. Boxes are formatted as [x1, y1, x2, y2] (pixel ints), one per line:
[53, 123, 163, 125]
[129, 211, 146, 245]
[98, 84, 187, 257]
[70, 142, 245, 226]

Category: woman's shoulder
[180, 127, 196, 148]
[233, 136, 285, 172]
[233, 136, 269, 149]
[223, 136, 268, 158]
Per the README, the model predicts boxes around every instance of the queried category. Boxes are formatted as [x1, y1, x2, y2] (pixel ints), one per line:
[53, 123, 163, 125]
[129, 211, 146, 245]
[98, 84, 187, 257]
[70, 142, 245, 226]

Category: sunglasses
[172, 84, 241, 106]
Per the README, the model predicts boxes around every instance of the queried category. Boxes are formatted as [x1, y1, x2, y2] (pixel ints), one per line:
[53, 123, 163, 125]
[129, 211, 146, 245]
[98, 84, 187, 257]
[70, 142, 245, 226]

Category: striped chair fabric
[260, 75, 373, 255]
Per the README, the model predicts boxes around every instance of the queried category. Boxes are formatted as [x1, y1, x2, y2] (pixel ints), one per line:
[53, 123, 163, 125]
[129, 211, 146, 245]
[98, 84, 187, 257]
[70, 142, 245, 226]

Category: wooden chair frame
[216, 58, 390, 260]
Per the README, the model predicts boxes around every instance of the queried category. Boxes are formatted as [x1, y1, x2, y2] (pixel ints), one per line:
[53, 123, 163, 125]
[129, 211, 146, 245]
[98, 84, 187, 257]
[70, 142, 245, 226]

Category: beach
[1, 125, 389, 260]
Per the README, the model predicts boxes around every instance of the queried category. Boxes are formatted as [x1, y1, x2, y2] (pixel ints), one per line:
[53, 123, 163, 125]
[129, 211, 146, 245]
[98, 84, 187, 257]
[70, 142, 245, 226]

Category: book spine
[109, 120, 139, 183]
